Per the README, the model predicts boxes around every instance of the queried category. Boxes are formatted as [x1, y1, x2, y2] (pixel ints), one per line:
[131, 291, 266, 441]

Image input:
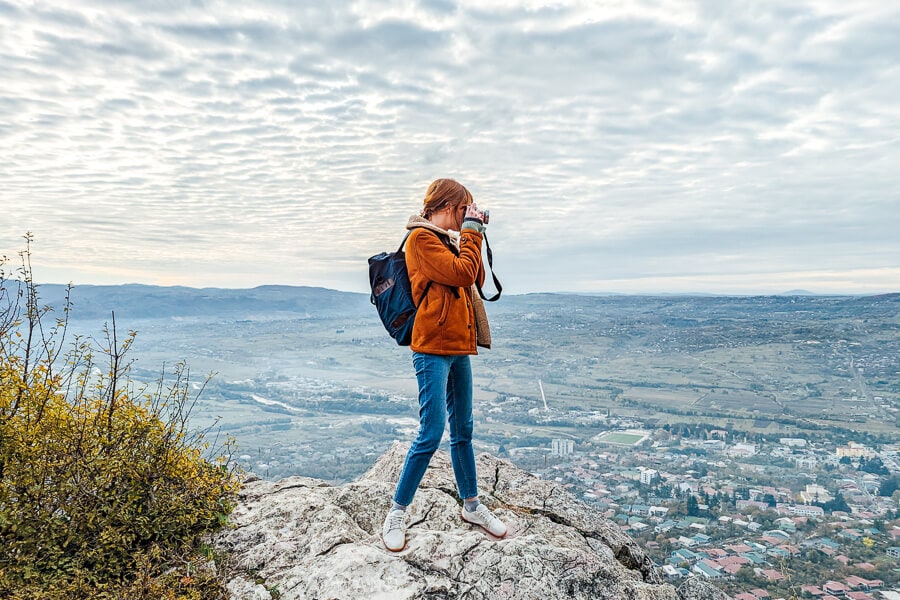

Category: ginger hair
[420, 178, 473, 219]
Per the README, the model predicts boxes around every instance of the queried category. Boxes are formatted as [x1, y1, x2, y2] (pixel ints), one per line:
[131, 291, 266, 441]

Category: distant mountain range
[5, 283, 371, 321]
[2, 282, 897, 322]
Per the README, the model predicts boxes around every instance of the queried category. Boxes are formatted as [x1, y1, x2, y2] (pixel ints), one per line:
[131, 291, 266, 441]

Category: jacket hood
[406, 215, 460, 247]
[406, 214, 451, 236]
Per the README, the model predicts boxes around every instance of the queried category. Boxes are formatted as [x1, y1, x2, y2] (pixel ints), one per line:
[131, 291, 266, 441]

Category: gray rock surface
[676, 577, 733, 600]
[215, 442, 731, 600]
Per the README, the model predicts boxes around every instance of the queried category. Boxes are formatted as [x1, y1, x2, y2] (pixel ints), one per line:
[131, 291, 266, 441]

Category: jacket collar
[406, 215, 460, 246]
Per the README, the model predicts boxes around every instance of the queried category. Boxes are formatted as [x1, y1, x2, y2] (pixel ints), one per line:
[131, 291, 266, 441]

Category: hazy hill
[15, 283, 373, 321]
[7, 282, 896, 323]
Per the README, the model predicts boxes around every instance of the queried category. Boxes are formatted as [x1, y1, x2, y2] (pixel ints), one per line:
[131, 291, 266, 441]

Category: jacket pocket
[437, 287, 452, 326]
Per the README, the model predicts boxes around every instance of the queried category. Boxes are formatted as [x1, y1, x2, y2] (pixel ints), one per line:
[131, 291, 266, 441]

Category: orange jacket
[405, 218, 486, 355]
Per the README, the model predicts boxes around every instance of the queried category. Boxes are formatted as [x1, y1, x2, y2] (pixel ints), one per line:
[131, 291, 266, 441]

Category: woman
[382, 178, 507, 552]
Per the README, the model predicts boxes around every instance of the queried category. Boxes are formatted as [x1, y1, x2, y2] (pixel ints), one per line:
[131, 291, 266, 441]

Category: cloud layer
[1, 0, 898, 294]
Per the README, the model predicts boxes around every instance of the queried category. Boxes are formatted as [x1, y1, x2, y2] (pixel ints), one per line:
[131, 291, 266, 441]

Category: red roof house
[824, 581, 850, 596]
[760, 569, 785, 581]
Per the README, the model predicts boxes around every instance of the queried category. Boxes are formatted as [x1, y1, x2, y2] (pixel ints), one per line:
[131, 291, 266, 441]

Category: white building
[640, 468, 658, 486]
[780, 438, 808, 447]
[727, 442, 758, 457]
[789, 505, 824, 517]
[800, 484, 833, 504]
[701, 440, 726, 452]
[551, 438, 575, 457]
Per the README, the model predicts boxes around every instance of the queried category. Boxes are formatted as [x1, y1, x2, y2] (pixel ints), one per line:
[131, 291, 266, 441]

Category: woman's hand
[464, 204, 485, 224]
[461, 204, 486, 234]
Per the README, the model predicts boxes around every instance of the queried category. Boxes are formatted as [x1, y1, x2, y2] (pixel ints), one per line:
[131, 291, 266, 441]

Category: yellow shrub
[0, 239, 240, 598]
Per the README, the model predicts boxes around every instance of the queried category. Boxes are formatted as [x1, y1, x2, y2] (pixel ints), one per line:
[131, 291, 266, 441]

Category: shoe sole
[460, 507, 508, 539]
[382, 537, 406, 552]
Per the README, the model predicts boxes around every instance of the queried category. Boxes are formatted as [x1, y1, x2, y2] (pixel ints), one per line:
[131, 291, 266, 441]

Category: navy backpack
[368, 231, 431, 346]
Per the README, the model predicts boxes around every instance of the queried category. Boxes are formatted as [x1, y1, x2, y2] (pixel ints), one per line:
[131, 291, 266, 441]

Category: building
[661, 564, 686, 579]
[692, 561, 724, 580]
[649, 506, 669, 518]
[795, 456, 817, 470]
[640, 468, 658, 485]
[789, 504, 824, 517]
[780, 438, 807, 447]
[823, 581, 850, 596]
[800, 484, 833, 504]
[727, 443, 758, 457]
[759, 569, 785, 582]
[551, 438, 575, 457]
[837, 442, 874, 459]
[669, 548, 699, 565]
[702, 440, 726, 452]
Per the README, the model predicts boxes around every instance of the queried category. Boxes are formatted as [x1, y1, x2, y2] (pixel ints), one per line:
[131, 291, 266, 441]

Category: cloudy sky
[1, 0, 898, 295]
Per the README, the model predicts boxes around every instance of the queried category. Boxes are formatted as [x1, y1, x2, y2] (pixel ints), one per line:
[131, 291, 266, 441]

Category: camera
[469, 204, 490, 225]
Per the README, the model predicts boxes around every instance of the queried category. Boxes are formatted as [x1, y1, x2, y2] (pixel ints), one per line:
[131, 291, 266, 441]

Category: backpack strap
[401, 230, 434, 307]
[397, 230, 412, 253]
[405, 228, 459, 301]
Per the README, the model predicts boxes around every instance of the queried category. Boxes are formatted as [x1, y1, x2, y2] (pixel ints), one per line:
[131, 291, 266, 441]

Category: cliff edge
[215, 442, 731, 600]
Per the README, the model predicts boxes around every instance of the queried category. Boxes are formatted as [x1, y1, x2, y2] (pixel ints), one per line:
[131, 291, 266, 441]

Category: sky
[1, 0, 898, 296]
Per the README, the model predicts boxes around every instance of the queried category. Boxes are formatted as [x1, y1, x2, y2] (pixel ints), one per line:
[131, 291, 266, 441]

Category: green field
[596, 431, 647, 446]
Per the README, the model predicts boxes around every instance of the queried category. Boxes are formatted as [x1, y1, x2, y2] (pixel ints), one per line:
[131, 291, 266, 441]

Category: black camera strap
[477, 232, 502, 302]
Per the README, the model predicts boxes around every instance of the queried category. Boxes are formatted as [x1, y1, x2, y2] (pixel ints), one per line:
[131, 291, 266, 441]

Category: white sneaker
[461, 503, 508, 538]
[382, 508, 407, 552]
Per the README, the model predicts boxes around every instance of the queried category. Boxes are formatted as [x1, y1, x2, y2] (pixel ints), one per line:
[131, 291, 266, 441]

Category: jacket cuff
[461, 220, 485, 234]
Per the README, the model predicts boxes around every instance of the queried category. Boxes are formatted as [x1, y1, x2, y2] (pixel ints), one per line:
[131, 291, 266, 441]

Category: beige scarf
[406, 215, 492, 349]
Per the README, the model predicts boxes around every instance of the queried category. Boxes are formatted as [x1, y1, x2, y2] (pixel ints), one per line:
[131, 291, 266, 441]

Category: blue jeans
[393, 352, 479, 506]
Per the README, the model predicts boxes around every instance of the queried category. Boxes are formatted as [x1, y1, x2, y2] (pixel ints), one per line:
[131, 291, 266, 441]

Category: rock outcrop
[215, 442, 731, 600]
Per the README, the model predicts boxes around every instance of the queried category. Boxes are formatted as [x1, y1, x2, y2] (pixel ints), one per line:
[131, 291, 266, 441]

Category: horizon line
[13, 280, 900, 299]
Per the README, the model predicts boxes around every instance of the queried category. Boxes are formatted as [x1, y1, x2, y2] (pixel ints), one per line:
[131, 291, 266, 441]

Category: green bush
[0, 238, 240, 599]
